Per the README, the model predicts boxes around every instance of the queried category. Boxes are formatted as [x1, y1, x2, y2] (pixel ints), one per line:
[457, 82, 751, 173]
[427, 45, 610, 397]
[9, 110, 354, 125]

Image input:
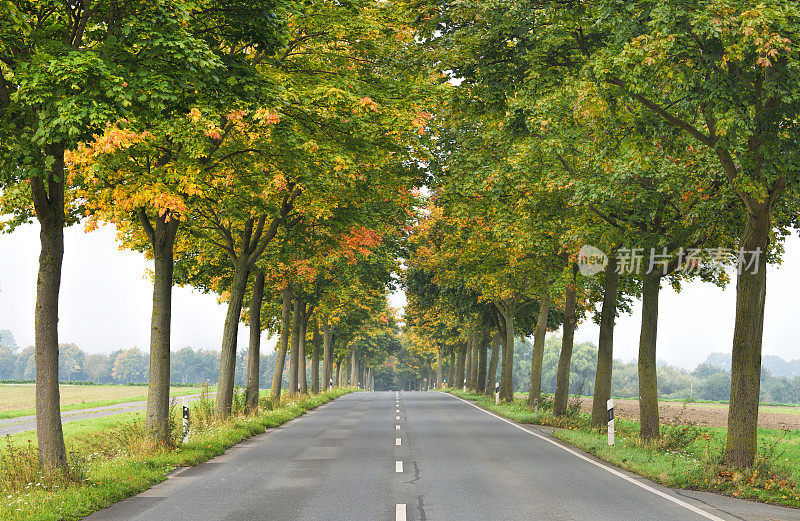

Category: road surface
[83, 391, 799, 521]
[0, 394, 209, 436]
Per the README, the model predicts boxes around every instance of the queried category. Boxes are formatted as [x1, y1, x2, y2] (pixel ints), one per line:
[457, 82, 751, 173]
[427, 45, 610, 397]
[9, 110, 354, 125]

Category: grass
[0, 387, 357, 521]
[446, 389, 800, 509]
[0, 384, 207, 419]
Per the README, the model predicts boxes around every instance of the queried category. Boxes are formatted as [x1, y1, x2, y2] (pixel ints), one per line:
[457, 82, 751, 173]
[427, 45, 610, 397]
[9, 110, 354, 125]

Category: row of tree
[402, 0, 800, 470]
[0, 0, 433, 473]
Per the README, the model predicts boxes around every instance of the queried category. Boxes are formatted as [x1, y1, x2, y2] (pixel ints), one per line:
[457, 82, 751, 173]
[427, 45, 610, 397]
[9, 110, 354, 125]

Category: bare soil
[579, 398, 800, 430]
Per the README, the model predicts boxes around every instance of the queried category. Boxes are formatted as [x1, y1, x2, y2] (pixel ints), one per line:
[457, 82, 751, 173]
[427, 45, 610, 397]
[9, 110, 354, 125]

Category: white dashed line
[396, 503, 406, 521]
[396, 415, 400, 420]
[396, 438, 402, 446]
[395, 460, 403, 473]
[396, 424, 400, 430]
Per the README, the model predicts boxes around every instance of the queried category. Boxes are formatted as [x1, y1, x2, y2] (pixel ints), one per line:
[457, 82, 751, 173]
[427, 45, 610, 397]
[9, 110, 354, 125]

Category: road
[83, 391, 799, 521]
[0, 394, 209, 436]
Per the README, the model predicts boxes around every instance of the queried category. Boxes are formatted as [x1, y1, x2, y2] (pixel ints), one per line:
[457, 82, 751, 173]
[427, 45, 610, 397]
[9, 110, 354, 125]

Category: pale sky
[0, 223, 797, 370]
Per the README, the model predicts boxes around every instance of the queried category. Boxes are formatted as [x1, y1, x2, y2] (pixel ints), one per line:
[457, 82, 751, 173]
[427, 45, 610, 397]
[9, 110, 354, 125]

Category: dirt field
[578, 398, 800, 430]
[0, 384, 203, 414]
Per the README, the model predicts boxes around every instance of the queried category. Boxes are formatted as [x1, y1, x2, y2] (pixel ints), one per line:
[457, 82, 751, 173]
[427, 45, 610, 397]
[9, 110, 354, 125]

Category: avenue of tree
[1, 0, 797, 475]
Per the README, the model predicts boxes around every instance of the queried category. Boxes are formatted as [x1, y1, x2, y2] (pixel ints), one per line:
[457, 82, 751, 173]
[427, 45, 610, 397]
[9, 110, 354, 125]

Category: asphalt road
[0, 394, 208, 436]
[83, 391, 800, 521]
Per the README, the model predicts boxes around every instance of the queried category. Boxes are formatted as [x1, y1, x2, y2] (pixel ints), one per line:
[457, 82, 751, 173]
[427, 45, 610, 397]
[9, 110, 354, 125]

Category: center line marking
[396, 424, 400, 430]
[395, 460, 403, 473]
[396, 503, 406, 521]
[396, 415, 400, 420]
[396, 438, 402, 446]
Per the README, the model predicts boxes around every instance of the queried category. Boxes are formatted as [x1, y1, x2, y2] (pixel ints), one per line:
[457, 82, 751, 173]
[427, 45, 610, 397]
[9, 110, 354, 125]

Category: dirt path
[579, 398, 800, 430]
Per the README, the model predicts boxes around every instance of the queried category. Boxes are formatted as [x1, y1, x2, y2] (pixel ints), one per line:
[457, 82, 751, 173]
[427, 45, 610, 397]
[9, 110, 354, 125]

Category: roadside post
[182, 397, 190, 444]
[607, 398, 615, 446]
[463, 378, 466, 392]
[495, 382, 499, 405]
[329, 378, 333, 391]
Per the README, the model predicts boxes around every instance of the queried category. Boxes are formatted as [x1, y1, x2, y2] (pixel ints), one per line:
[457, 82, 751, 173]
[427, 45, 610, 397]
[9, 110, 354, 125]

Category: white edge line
[396, 503, 406, 521]
[442, 392, 726, 521]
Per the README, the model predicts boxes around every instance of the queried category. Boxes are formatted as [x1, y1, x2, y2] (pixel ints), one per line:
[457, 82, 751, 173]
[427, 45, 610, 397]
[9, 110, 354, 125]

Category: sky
[0, 222, 797, 370]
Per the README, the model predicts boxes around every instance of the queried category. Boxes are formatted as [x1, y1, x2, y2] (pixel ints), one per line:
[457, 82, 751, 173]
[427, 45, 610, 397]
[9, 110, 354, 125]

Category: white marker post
[607, 398, 615, 446]
[495, 382, 500, 405]
[463, 378, 466, 392]
[329, 379, 333, 391]
[182, 397, 190, 444]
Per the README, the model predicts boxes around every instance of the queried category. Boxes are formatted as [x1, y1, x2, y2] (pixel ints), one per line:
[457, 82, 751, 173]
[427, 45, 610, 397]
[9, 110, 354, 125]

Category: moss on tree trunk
[270, 287, 292, 401]
[287, 297, 303, 395]
[498, 301, 516, 402]
[31, 146, 67, 472]
[725, 215, 769, 468]
[485, 327, 501, 396]
[528, 286, 550, 407]
[553, 268, 577, 416]
[245, 271, 264, 413]
[215, 259, 250, 419]
[638, 274, 661, 442]
[476, 330, 488, 393]
[143, 210, 179, 444]
[592, 257, 619, 427]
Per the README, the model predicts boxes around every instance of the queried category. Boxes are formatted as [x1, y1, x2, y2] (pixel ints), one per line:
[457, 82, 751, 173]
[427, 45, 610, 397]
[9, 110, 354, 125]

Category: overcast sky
[0, 223, 797, 370]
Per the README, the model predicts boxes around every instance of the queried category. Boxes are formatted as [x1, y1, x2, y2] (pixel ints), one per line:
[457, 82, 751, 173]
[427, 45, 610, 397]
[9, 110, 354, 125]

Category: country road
[81, 391, 799, 521]
[0, 394, 209, 436]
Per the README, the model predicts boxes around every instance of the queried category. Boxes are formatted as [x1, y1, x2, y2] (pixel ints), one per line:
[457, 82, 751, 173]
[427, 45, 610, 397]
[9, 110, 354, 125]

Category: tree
[0, 0, 224, 470]
[58, 343, 84, 382]
[112, 348, 148, 383]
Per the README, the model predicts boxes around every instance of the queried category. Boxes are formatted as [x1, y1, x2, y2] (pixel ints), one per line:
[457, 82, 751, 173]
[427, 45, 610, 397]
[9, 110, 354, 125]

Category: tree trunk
[322, 321, 333, 390]
[455, 342, 466, 390]
[215, 258, 250, 419]
[270, 286, 292, 401]
[334, 361, 341, 389]
[311, 320, 321, 394]
[298, 306, 309, 395]
[638, 274, 661, 442]
[498, 301, 516, 402]
[591, 256, 619, 427]
[144, 211, 179, 444]
[485, 324, 502, 397]
[725, 214, 770, 468]
[245, 271, 264, 414]
[528, 286, 550, 407]
[350, 349, 358, 387]
[447, 351, 454, 387]
[436, 348, 443, 388]
[471, 334, 480, 389]
[476, 330, 488, 393]
[554, 267, 578, 416]
[464, 336, 474, 390]
[287, 298, 303, 395]
[31, 147, 67, 472]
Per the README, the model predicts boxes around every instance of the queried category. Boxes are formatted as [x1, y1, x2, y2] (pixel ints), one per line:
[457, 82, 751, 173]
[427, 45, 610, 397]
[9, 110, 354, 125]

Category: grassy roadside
[0, 386, 208, 420]
[445, 389, 800, 508]
[1, 387, 357, 521]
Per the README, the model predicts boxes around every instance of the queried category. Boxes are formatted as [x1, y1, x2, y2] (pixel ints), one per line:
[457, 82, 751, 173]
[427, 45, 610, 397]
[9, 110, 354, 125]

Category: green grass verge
[1, 388, 357, 521]
[445, 389, 800, 508]
[0, 387, 208, 420]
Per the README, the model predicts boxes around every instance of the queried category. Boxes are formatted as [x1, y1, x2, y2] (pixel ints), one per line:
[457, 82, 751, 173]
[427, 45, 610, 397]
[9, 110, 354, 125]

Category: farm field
[578, 397, 800, 430]
[0, 384, 205, 419]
